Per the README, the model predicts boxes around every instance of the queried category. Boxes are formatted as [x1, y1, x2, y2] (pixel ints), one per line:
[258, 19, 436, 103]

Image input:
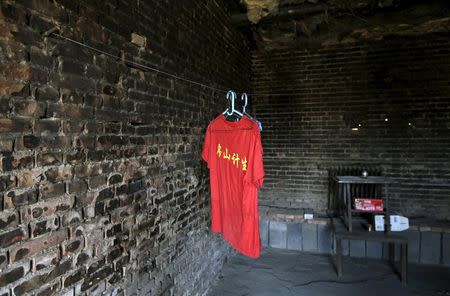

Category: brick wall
[252, 34, 450, 220]
[0, 0, 250, 295]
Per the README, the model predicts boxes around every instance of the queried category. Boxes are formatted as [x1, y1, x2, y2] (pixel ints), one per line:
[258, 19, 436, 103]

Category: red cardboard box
[354, 198, 384, 212]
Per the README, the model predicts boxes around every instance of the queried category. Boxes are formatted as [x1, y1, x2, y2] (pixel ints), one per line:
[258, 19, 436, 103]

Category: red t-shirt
[202, 115, 264, 258]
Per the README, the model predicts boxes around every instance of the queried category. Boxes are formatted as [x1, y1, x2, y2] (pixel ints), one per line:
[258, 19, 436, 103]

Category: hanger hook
[226, 90, 236, 116]
[241, 93, 248, 113]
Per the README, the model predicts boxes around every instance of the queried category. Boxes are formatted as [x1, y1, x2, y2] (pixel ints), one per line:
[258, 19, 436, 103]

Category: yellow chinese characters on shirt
[216, 143, 247, 171]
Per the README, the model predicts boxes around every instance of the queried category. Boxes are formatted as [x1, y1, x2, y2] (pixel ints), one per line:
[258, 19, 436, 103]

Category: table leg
[389, 242, 395, 263]
[346, 184, 352, 232]
[401, 243, 408, 284]
[385, 184, 390, 233]
[336, 238, 342, 278]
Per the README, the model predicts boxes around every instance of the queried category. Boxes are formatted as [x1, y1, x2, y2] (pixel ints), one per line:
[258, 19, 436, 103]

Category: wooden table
[333, 219, 408, 283]
[334, 176, 397, 232]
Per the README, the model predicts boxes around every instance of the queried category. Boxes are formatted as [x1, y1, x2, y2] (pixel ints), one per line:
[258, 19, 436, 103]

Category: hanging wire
[51, 33, 228, 94]
[48, 32, 299, 97]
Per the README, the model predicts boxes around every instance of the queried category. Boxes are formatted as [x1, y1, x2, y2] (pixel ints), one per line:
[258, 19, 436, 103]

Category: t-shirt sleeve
[245, 131, 265, 188]
[201, 126, 211, 167]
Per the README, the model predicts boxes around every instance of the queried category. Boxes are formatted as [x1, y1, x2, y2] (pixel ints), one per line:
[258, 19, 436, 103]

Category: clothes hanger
[223, 90, 243, 118]
[241, 93, 263, 131]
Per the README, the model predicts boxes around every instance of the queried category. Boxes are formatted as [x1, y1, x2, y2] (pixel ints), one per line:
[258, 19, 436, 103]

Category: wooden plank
[335, 176, 397, 184]
[333, 219, 407, 243]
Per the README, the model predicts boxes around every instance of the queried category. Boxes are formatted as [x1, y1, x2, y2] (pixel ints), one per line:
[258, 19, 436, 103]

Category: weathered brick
[21, 196, 75, 222]
[77, 192, 96, 208]
[68, 179, 88, 194]
[111, 206, 135, 223]
[106, 224, 122, 237]
[16, 169, 43, 188]
[35, 119, 61, 134]
[35, 281, 61, 296]
[61, 90, 83, 105]
[37, 152, 63, 166]
[63, 269, 84, 288]
[12, 154, 34, 170]
[0, 210, 19, 230]
[106, 198, 120, 212]
[0, 266, 24, 286]
[0, 139, 14, 152]
[0, 61, 30, 80]
[81, 265, 113, 291]
[28, 14, 54, 34]
[13, 100, 45, 117]
[108, 174, 123, 185]
[45, 166, 73, 183]
[22, 134, 41, 149]
[65, 150, 86, 164]
[61, 210, 82, 227]
[0, 98, 11, 115]
[10, 229, 67, 262]
[62, 237, 84, 256]
[94, 201, 105, 216]
[35, 85, 59, 102]
[45, 102, 65, 118]
[62, 120, 85, 134]
[76, 252, 90, 266]
[14, 260, 71, 295]
[104, 122, 121, 133]
[107, 247, 122, 263]
[0, 253, 7, 269]
[131, 32, 147, 47]
[4, 188, 38, 208]
[29, 46, 53, 68]
[0, 79, 27, 96]
[40, 136, 71, 150]
[87, 149, 106, 161]
[97, 187, 114, 201]
[114, 254, 130, 271]
[30, 217, 60, 237]
[116, 184, 129, 196]
[66, 105, 94, 120]
[40, 182, 66, 199]
[32, 249, 60, 271]
[0, 175, 16, 191]
[1, 152, 13, 171]
[0, 227, 26, 248]
[59, 58, 84, 76]
[68, 225, 84, 239]
[88, 175, 107, 189]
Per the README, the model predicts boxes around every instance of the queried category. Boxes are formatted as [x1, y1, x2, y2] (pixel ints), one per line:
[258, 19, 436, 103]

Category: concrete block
[318, 224, 333, 254]
[349, 240, 365, 258]
[259, 219, 269, 247]
[420, 231, 441, 265]
[269, 221, 287, 249]
[301, 223, 317, 252]
[403, 230, 420, 263]
[287, 223, 302, 251]
[366, 241, 382, 259]
[341, 239, 350, 256]
[443, 233, 450, 267]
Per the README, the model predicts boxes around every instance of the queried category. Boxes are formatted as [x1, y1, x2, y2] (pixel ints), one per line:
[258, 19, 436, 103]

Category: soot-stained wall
[0, 0, 251, 295]
[252, 34, 450, 220]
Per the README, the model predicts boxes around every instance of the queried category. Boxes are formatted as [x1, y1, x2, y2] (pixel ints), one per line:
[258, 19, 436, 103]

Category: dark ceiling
[228, 0, 450, 50]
